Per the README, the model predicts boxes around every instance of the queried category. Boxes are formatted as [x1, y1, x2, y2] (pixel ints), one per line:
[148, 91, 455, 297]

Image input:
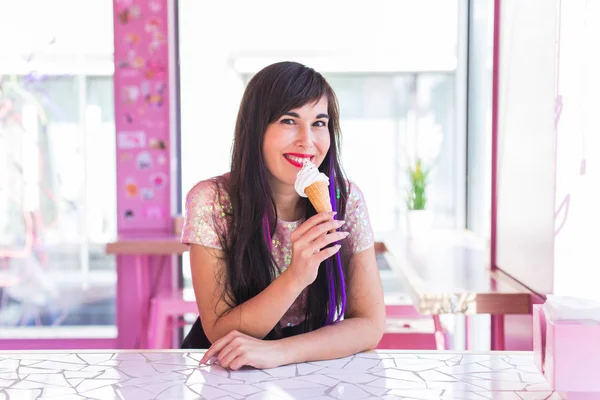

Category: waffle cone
[305, 181, 332, 213]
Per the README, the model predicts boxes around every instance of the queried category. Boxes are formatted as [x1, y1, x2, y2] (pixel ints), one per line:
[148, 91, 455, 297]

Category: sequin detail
[341, 181, 375, 255]
[180, 176, 374, 328]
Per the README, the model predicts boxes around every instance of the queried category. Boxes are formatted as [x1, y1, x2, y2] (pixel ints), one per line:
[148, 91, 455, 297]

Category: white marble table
[0, 350, 557, 399]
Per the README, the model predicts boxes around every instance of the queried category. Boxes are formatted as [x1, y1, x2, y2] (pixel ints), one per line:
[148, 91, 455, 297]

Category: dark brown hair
[217, 61, 348, 338]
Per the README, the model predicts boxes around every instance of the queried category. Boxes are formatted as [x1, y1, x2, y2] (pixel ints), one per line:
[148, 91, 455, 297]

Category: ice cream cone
[305, 181, 332, 213]
[295, 160, 335, 232]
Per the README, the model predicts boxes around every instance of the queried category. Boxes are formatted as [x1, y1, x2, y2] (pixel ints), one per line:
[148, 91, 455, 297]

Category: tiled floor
[0, 350, 557, 399]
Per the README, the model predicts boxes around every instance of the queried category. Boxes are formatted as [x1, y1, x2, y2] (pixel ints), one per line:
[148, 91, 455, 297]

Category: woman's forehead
[287, 96, 328, 116]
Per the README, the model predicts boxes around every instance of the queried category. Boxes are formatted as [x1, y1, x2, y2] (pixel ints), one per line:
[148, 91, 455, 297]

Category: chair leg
[432, 315, 447, 350]
[148, 300, 166, 349]
[163, 315, 173, 349]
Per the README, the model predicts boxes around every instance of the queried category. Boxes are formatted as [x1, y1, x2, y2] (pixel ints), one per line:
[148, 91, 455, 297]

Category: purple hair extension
[262, 156, 346, 325]
[262, 212, 272, 251]
[326, 156, 347, 324]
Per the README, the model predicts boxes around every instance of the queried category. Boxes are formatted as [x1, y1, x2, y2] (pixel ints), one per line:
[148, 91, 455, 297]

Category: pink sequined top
[180, 174, 374, 328]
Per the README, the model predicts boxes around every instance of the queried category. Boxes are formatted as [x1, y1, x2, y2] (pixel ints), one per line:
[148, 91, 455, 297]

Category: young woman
[180, 61, 385, 370]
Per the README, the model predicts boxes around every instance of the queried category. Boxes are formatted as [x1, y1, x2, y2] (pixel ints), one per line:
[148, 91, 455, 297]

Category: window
[178, 0, 462, 290]
[0, 0, 116, 337]
[466, 0, 494, 238]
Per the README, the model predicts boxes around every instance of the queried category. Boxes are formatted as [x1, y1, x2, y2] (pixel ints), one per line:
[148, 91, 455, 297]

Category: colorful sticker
[144, 59, 167, 79]
[148, 0, 161, 12]
[125, 177, 138, 197]
[118, 131, 146, 149]
[140, 188, 155, 200]
[142, 120, 166, 129]
[124, 32, 140, 46]
[124, 209, 135, 220]
[119, 152, 133, 162]
[144, 205, 164, 219]
[140, 81, 165, 108]
[149, 38, 164, 54]
[150, 172, 167, 190]
[135, 151, 153, 169]
[149, 138, 167, 150]
[145, 17, 161, 32]
[122, 86, 140, 104]
[117, 5, 141, 24]
[117, 50, 145, 70]
[145, 17, 165, 53]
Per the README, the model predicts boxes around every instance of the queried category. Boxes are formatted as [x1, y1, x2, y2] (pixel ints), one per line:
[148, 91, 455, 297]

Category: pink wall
[113, 0, 173, 233]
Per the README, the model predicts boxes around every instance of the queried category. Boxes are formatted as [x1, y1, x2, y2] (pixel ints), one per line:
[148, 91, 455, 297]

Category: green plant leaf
[406, 158, 429, 210]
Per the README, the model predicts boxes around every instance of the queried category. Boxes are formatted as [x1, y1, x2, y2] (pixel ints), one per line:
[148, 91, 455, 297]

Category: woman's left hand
[199, 330, 286, 370]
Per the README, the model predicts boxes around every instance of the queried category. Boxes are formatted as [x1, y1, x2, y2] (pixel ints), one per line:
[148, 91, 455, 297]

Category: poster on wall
[113, 0, 171, 232]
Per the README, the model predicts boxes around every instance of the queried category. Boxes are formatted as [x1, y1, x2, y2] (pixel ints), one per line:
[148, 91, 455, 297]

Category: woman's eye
[314, 120, 327, 127]
[281, 119, 295, 125]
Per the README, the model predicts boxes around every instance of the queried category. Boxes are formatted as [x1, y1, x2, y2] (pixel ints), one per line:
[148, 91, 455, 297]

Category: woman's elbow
[198, 315, 226, 344]
[362, 316, 385, 351]
[204, 330, 221, 345]
[372, 323, 386, 350]
[201, 325, 220, 345]
[202, 316, 264, 344]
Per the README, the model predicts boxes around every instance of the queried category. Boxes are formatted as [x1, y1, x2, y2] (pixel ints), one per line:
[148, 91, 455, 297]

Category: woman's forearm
[277, 317, 384, 365]
[208, 269, 304, 341]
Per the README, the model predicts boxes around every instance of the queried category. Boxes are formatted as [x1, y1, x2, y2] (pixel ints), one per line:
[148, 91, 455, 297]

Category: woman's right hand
[285, 211, 349, 289]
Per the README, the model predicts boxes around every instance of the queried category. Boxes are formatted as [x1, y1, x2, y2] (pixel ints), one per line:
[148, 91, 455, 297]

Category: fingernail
[336, 220, 345, 227]
[342, 231, 349, 237]
[331, 211, 337, 216]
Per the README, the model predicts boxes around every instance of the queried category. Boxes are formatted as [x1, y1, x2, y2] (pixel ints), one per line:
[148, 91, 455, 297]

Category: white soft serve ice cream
[294, 159, 329, 197]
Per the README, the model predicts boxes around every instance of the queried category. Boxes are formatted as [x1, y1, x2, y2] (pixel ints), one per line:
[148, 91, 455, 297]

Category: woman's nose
[295, 124, 315, 148]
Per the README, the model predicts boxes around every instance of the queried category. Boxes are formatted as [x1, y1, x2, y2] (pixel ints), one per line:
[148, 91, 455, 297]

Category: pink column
[490, 1, 500, 273]
[112, 0, 176, 348]
[490, 0, 505, 351]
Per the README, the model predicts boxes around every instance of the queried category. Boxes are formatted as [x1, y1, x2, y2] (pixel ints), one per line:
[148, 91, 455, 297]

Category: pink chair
[146, 216, 197, 349]
[147, 289, 198, 349]
[147, 293, 449, 350]
[377, 304, 449, 350]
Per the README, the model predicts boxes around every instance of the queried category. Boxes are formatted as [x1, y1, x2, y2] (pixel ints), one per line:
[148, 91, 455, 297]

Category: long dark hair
[215, 61, 348, 339]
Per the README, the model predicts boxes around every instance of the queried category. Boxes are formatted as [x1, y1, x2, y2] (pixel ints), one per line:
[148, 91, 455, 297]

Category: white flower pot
[406, 210, 434, 237]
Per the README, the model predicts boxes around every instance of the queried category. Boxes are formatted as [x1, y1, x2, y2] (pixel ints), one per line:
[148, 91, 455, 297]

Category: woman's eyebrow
[282, 112, 330, 119]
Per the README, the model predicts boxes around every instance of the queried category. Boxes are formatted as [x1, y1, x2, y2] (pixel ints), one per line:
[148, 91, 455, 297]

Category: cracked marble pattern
[0, 351, 557, 399]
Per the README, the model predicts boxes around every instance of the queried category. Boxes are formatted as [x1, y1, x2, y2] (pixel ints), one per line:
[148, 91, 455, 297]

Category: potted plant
[406, 158, 433, 237]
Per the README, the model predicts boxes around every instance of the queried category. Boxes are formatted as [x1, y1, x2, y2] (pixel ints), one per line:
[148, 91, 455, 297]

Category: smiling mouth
[284, 154, 314, 168]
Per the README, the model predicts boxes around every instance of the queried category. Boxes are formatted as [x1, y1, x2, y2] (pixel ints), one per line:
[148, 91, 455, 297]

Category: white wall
[553, 0, 600, 301]
[496, 0, 558, 295]
[496, 0, 600, 301]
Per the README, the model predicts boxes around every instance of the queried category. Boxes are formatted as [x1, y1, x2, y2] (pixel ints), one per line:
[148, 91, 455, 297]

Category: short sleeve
[340, 181, 375, 254]
[180, 179, 229, 249]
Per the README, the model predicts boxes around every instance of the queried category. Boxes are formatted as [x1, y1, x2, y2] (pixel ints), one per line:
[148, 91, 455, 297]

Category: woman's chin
[267, 174, 298, 191]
